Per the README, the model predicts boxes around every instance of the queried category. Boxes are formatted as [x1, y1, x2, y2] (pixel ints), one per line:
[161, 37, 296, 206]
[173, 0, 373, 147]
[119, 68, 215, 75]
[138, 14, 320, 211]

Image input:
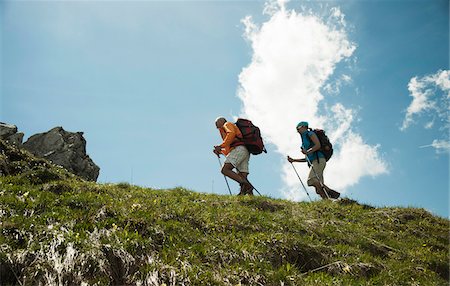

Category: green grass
[0, 140, 449, 285]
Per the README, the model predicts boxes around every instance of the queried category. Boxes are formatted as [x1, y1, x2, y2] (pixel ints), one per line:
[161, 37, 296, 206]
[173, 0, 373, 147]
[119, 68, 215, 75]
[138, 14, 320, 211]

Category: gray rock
[23, 127, 100, 181]
[5, 132, 24, 146]
[0, 122, 23, 146]
[0, 122, 17, 138]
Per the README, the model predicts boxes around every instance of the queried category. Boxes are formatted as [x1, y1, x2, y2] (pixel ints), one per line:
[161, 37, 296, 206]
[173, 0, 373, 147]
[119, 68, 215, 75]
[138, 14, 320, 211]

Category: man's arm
[219, 123, 237, 149]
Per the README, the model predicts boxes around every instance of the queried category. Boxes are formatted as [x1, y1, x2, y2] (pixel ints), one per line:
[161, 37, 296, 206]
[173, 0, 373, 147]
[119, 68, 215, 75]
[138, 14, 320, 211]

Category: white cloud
[324, 104, 388, 190]
[420, 140, 450, 154]
[401, 70, 450, 131]
[401, 70, 450, 154]
[424, 121, 434, 129]
[323, 74, 353, 95]
[430, 140, 450, 153]
[237, 0, 388, 201]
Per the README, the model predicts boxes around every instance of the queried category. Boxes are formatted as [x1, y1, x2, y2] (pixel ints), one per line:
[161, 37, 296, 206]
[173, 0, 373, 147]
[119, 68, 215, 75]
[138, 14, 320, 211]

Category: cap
[296, 121, 309, 129]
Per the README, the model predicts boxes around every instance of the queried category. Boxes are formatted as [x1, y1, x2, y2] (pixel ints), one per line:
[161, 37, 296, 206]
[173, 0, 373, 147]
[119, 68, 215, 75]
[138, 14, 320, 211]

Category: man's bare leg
[222, 163, 252, 194]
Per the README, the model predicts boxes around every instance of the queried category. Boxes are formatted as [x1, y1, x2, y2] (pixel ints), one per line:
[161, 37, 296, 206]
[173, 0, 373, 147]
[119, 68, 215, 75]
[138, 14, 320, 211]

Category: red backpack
[235, 118, 267, 155]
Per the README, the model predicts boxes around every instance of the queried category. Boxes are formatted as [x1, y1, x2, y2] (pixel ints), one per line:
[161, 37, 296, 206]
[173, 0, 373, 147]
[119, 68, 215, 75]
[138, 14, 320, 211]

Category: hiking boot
[328, 189, 340, 199]
[244, 184, 254, 196]
[238, 182, 247, 195]
[239, 181, 253, 196]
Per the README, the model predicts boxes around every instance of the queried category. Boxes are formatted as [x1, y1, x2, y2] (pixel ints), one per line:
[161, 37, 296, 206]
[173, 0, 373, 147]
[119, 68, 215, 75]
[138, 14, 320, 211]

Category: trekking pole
[246, 180, 262, 196]
[252, 185, 262, 196]
[304, 155, 330, 199]
[217, 155, 232, 195]
[290, 162, 313, 202]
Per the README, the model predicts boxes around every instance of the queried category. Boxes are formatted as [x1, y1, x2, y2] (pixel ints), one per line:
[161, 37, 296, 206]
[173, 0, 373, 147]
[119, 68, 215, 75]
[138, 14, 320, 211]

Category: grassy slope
[0, 141, 449, 285]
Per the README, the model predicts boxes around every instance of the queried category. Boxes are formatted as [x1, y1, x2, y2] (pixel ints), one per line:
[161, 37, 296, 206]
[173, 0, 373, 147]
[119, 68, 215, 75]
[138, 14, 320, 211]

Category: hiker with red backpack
[214, 117, 254, 195]
[287, 121, 340, 200]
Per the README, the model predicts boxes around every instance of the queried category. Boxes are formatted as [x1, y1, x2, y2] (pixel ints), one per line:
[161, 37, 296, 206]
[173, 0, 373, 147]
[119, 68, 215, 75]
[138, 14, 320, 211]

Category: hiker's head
[296, 121, 308, 133]
[215, 117, 227, 129]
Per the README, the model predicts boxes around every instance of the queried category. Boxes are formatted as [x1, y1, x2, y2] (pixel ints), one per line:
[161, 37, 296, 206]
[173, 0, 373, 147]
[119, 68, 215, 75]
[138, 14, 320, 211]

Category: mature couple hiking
[213, 117, 340, 199]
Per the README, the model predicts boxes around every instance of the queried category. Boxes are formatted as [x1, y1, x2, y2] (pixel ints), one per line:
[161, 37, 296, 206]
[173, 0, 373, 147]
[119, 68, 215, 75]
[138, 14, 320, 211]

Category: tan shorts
[225, 145, 250, 173]
[307, 157, 326, 186]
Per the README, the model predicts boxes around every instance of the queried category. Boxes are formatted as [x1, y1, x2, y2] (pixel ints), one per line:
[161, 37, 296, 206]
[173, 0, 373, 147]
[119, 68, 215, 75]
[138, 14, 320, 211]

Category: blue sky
[1, 0, 448, 217]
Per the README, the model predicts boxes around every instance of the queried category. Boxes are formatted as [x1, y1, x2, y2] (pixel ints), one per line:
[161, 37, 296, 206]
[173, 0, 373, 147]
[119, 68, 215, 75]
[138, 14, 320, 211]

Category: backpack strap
[305, 130, 320, 164]
[230, 123, 244, 148]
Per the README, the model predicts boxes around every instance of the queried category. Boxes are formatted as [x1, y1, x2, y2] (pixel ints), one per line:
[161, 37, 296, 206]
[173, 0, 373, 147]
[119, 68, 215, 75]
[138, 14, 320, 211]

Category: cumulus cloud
[237, 0, 388, 200]
[401, 70, 450, 153]
[402, 70, 450, 130]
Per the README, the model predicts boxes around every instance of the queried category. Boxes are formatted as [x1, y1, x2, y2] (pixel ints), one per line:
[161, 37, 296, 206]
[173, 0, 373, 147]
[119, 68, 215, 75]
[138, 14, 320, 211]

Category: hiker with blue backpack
[287, 121, 340, 200]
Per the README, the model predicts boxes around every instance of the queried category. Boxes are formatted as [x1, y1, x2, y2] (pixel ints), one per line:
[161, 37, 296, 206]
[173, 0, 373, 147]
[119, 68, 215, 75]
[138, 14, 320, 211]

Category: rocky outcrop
[22, 127, 100, 181]
[0, 123, 99, 181]
[0, 122, 24, 146]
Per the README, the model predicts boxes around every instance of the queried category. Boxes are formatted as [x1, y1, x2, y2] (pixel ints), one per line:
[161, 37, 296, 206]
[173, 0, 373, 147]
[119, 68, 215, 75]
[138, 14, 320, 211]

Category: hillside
[0, 140, 449, 285]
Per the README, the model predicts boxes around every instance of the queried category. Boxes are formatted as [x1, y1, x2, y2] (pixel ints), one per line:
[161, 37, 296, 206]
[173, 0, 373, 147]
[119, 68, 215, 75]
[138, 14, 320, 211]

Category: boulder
[0, 122, 23, 146]
[23, 127, 100, 181]
[0, 122, 17, 137]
